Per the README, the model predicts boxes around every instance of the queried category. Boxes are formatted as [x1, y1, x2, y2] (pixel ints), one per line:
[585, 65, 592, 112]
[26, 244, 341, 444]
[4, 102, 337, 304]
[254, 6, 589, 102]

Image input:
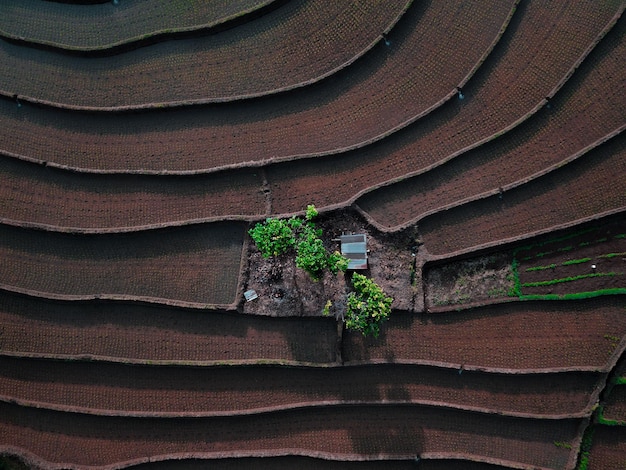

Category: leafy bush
[248, 205, 348, 280]
[248, 217, 295, 258]
[345, 273, 393, 337]
[296, 231, 329, 280]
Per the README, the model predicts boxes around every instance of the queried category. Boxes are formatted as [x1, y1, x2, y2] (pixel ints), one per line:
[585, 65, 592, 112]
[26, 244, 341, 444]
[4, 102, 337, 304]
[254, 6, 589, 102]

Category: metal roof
[340, 234, 367, 270]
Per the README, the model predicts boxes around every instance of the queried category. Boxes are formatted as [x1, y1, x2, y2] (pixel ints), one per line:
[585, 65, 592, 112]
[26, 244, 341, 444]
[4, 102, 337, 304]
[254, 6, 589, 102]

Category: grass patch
[576, 426, 594, 470]
[519, 288, 626, 300]
[600, 252, 626, 259]
[553, 441, 572, 449]
[521, 272, 618, 288]
[525, 263, 556, 272]
[562, 257, 592, 266]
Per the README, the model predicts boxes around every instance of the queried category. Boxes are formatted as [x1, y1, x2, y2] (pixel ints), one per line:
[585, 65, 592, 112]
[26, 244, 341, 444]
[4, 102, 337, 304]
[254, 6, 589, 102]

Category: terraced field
[0, 0, 624, 469]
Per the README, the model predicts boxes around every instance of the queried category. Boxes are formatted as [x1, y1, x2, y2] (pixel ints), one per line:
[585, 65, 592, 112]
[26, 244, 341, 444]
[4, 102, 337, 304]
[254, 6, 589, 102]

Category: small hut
[340, 234, 368, 270]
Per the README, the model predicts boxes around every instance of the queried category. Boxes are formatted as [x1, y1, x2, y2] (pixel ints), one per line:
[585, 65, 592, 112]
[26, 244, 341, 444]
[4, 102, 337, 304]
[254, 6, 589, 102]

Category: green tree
[345, 273, 392, 337]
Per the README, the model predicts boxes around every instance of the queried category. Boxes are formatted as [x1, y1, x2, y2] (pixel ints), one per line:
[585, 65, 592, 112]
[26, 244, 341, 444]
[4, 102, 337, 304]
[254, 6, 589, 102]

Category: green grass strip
[520, 288, 626, 301]
[614, 377, 626, 385]
[562, 257, 592, 266]
[508, 257, 522, 297]
[596, 406, 626, 426]
[525, 264, 556, 272]
[576, 426, 594, 470]
[600, 252, 626, 259]
[521, 272, 618, 288]
[615, 233, 626, 239]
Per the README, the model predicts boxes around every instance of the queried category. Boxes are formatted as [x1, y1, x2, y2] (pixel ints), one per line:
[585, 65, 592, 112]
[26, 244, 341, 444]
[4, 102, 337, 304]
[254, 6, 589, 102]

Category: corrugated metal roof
[340, 234, 367, 270]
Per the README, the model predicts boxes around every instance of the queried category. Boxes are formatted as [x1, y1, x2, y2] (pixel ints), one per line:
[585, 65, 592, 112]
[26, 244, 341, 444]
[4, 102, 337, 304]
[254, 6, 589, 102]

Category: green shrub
[296, 231, 330, 280]
[345, 273, 393, 338]
[248, 218, 295, 258]
[248, 205, 348, 280]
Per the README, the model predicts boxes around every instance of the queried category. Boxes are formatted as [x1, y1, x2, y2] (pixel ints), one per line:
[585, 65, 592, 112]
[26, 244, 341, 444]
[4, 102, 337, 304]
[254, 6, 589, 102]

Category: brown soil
[242, 209, 418, 317]
[267, 0, 620, 216]
[0, 0, 408, 108]
[420, 134, 626, 256]
[1, 0, 270, 49]
[0, 401, 579, 469]
[0, 0, 511, 172]
[424, 252, 514, 309]
[343, 297, 626, 370]
[587, 425, 626, 470]
[603, 385, 626, 422]
[128, 458, 512, 470]
[0, 356, 600, 418]
[357, 13, 626, 230]
[0, 222, 246, 306]
[0, 292, 337, 364]
[0, 159, 266, 230]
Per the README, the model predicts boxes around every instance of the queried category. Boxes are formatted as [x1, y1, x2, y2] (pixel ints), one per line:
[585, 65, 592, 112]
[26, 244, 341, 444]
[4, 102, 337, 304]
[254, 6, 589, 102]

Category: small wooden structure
[340, 234, 368, 270]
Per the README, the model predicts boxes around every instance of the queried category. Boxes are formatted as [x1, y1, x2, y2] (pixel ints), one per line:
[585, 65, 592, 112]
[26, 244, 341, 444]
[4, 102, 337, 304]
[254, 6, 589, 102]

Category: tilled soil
[0, 401, 579, 469]
[0, 357, 600, 418]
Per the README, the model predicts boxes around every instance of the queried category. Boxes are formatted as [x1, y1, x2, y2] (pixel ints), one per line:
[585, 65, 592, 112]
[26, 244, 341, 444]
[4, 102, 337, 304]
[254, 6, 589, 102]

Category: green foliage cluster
[248, 205, 348, 280]
[345, 273, 393, 338]
[248, 217, 296, 257]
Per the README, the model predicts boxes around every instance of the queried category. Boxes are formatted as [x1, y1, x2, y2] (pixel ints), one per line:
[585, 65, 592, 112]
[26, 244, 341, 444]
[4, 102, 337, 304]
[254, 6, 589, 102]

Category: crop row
[0, 356, 601, 419]
[266, 0, 623, 215]
[1, 292, 623, 371]
[0, 222, 246, 307]
[0, 291, 338, 364]
[356, 10, 626, 230]
[0, 0, 275, 51]
[119, 457, 514, 470]
[0, 0, 512, 174]
[0, 158, 267, 231]
[585, 426, 626, 470]
[0, 0, 410, 108]
[419, 132, 626, 257]
[0, 401, 580, 469]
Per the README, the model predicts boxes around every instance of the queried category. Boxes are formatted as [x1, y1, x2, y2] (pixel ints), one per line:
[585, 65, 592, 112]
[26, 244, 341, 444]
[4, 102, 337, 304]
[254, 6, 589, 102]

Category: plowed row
[419, 133, 626, 256]
[344, 297, 626, 370]
[2, 292, 622, 371]
[0, 0, 409, 108]
[0, 0, 273, 50]
[0, 401, 580, 469]
[0, 0, 511, 173]
[357, 11, 626, 229]
[0, 291, 337, 364]
[603, 385, 626, 422]
[0, 222, 246, 306]
[0, 158, 266, 230]
[587, 426, 626, 470]
[0, 356, 600, 418]
[266, 0, 623, 215]
[128, 458, 511, 470]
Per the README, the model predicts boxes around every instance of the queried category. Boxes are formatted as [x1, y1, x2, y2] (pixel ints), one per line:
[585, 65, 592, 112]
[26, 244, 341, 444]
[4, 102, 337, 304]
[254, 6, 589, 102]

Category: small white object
[591, 264, 596, 270]
[244, 289, 258, 302]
